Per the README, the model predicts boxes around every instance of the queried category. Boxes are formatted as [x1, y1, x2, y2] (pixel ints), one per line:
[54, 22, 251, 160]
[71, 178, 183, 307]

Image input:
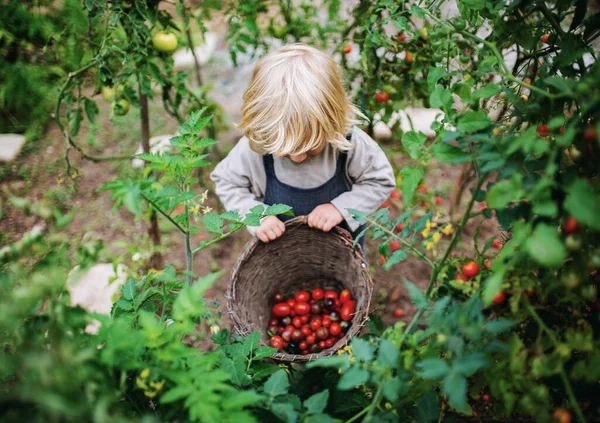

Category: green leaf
[203, 213, 224, 234]
[304, 389, 329, 415]
[472, 84, 501, 100]
[564, 180, 600, 230]
[443, 373, 470, 413]
[452, 82, 471, 101]
[382, 376, 403, 402]
[415, 392, 439, 422]
[337, 367, 369, 390]
[306, 356, 350, 369]
[459, 0, 485, 10]
[350, 338, 375, 362]
[84, 98, 99, 125]
[404, 279, 428, 309]
[222, 356, 249, 387]
[457, 111, 492, 133]
[253, 346, 277, 361]
[486, 174, 523, 208]
[265, 204, 293, 217]
[383, 249, 408, 270]
[271, 402, 298, 423]
[211, 328, 230, 345]
[242, 331, 261, 356]
[402, 131, 427, 159]
[122, 278, 136, 300]
[69, 107, 83, 136]
[432, 143, 468, 163]
[486, 319, 516, 333]
[161, 385, 193, 404]
[453, 353, 487, 377]
[416, 359, 450, 379]
[429, 85, 453, 111]
[427, 68, 446, 91]
[264, 370, 289, 397]
[222, 390, 264, 410]
[482, 270, 505, 306]
[400, 166, 424, 205]
[525, 223, 567, 267]
[378, 339, 399, 368]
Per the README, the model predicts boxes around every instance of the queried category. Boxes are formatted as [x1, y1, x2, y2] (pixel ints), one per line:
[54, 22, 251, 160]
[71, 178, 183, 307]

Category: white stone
[67, 263, 127, 334]
[173, 32, 219, 70]
[131, 134, 176, 168]
[0, 134, 26, 162]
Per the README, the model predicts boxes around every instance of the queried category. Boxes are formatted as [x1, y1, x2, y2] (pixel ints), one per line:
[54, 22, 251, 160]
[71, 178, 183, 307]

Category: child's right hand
[256, 215, 286, 243]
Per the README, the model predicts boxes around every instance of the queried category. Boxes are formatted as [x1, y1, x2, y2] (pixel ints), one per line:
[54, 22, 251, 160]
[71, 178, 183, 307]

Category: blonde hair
[238, 44, 362, 156]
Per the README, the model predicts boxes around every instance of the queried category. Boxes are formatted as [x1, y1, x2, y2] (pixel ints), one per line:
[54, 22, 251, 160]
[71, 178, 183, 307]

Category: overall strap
[262, 154, 276, 177]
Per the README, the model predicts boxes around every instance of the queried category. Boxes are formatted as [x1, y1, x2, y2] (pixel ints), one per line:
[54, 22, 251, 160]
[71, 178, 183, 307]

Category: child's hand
[308, 203, 344, 232]
[256, 215, 286, 243]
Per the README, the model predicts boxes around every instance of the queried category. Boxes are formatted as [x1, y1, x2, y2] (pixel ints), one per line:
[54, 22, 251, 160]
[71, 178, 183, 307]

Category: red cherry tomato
[329, 322, 342, 336]
[291, 329, 304, 341]
[289, 310, 296, 317]
[340, 300, 356, 321]
[461, 261, 480, 279]
[492, 239, 502, 249]
[281, 330, 292, 342]
[455, 273, 466, 282]
[302, 349, 309, 355]
[318, 340, 326, 349]
[493, 291, 506, 305]
[295, 291, 310, 303]
[272, 303, 291, 317]
[292, 317, 302, 328]
[270, 335, 284, 350]
[563, 217, 581, 235]
[324, 290, 338, 300]
[316, 327, 329, 340]
[322, 316, 331, 328]
[396, 223, 405, 232]
[325, 338, 335, 348]
[339, 289, 352, 304]
[300, 315, 309, 324]
[310, 318, 322, 331]
[287, 298, 296, 308]
[285, 325, 295, 333]
[391, 241, 401, 251]
[394, 308, 404, 318]
[301, 326, 312, 337]
[294, 302, 310, 315]
[306, 335, 315, 345]
[312, 288, 324, 300]
[299, 341, 308, 351]
[269, 319, 279, 326]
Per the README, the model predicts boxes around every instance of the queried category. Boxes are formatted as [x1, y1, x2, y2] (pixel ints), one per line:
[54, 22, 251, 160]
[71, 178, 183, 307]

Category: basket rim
[226, 216, 373, 362]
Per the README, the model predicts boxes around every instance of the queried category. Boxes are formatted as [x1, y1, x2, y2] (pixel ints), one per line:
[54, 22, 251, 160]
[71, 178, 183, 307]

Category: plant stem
[345, 403, 370, 423]
[525, 302, 586, 423]
[364, 382, 384, 422]
[191, 223, 245, 255]
[363, 216, 435, 268]
[184, 203, 193, 286]
[142, 194, 186, 234]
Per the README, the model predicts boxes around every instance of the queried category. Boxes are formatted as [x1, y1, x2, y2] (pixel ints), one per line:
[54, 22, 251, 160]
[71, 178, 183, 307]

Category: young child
[210, 44, 395, 250]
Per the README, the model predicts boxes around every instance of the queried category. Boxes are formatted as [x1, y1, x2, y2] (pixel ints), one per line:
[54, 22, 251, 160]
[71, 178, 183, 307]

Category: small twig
[191, 223, 245, 255]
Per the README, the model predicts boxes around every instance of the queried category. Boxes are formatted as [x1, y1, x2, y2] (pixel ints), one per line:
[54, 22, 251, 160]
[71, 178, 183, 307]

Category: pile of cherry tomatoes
[267, 288, 356, 354]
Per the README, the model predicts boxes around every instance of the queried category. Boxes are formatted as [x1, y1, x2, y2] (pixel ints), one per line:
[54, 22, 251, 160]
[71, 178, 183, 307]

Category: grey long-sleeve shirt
[209, 126, 395, 233]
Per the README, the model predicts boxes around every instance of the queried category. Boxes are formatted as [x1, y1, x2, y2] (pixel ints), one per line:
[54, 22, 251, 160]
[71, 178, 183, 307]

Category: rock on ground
[0, 134, 26, 162]
[131, 134, 176, 168]
[67, 263, 127, 334]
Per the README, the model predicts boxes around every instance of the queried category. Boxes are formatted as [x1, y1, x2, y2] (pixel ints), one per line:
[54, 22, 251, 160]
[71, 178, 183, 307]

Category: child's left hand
[308, 203, 344, 232]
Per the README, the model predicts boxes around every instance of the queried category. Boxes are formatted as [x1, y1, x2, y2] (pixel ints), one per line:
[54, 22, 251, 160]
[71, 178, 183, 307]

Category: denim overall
[262, 149, 367, 253]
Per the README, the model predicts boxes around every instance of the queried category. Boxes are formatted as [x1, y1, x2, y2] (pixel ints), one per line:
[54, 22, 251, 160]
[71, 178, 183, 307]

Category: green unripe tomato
[152, 31, 178, 54]
[565, 235, 582, 251]
[111, 99, 130, 116]
[453, 19, 466, 31]
[101, 86, 115, 102]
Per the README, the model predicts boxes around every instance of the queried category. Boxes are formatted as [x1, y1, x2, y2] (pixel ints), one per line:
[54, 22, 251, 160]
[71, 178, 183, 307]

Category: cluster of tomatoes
[267, 288, 356, 354]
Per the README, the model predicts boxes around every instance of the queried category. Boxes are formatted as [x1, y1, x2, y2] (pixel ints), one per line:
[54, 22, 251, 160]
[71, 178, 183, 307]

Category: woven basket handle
[286, 215, 355, 246]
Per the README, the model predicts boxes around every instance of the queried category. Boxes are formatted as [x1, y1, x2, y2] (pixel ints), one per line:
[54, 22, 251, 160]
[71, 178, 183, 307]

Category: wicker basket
[227, 216, 373, 362]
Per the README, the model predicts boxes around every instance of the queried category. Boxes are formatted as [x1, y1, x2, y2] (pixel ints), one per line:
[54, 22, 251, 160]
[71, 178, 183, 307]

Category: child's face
[284, 143, 326, 164]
